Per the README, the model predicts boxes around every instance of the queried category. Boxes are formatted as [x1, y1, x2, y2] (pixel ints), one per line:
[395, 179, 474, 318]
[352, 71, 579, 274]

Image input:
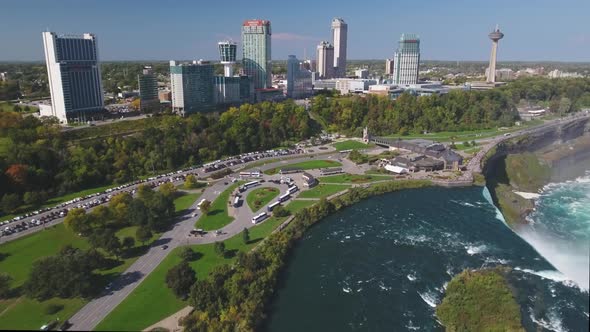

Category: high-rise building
[286, 55, 313, 99]
[355, 68, 369, 79]
[138, 66, 159, 112]
[170, 60, 214, 115]
[317, 41, 335, 79]
[42, 31, 104, 123]
[242, 20, 272, 89]
[385, 58, 394, 76]
[486, 26, 504, 83]
[331, 18, 348, 78]
[218, 41, 237, 77]
[392, 33, 420, 85]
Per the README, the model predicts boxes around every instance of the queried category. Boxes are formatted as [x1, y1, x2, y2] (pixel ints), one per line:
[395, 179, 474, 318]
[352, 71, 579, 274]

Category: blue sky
[1, 0, 589, 62]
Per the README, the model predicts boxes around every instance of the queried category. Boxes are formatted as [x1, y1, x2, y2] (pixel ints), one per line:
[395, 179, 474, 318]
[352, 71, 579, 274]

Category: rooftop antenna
[495, 24, 499, 31]
[304, 47, 307, 60]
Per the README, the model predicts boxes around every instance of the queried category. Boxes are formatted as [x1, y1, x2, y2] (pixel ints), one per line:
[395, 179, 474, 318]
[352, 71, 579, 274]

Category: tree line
[311, 77, 590, 137]
[0, 100, 314, 215]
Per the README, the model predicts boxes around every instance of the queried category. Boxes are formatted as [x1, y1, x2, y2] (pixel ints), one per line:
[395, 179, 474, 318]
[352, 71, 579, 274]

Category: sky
[0, 0, 589, 62]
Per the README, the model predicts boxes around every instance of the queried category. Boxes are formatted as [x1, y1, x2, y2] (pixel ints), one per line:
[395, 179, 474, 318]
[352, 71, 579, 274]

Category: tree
[200, 200, 212, 215]
[0, 193, 21, 214]
[131, 98, 141, 111]
[166, 261, 196, 299]
[179, 247, 195, 262]
[184, 174, 201, 189]
[558, 97, 572, 115]
[159, 182, 177, 198]
[63, 208, 90, 235]
[272, 205, 290, 218]
[241, 227, 250, 244]
[122, 236, 135, 250]
[0, 273, 12, 298]
[23, 191, 44, 207]
[213, 241, 226, 257]
[136, 226, 152, 245]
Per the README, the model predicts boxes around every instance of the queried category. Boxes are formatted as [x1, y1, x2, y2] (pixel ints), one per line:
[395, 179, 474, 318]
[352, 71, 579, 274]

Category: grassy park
[95, 199, 315, 331]
[297, 184, 350, 199]
[195, 183, 239, 231]
[0, 192, 198, 330]
[333, 140, 372, 151]
[246, 187, 279, 212]
[264, 160, 342, 175]
[319, 174, 392, 184]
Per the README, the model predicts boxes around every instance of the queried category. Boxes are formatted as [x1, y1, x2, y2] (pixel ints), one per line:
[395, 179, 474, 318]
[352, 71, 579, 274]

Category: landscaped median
[264, 160, 342, 175]
[0, 192, 197, 330]
[195, 183, 240, 231]
[319, 173, 392, 184]
[333, 140, 372, 151]
[246, 187, 279, 212]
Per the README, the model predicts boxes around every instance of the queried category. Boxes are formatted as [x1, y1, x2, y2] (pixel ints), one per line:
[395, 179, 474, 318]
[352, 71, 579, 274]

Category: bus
[233, 196, 241, 208]
[287, 186, 299, 195]
[239, 171, 261, 178]
[267, 201, 280, 212]
[278, 193, 291, 203]
[252, 212, 268, 224]
[197, 199, 206, 209]
[239, 180, 260, 192]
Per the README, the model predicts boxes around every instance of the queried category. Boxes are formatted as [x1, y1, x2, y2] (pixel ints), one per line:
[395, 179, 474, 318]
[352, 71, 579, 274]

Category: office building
[138, 66, 159, 112]
[317, 41, 335, 79]
[385, 58, 394, 76]
[170, 60, 214, 115]
[355, 68, 369, 79]
[486, 26, 504, 83]
[392, 33, 420, 85]
[242, 20, 272, 89]
[218, 41, 237, 77]
[214, 76, 252, 104]
[286, 55, 313, 99]
[42, 31, 104, 123]
[331, 18, 348, 78]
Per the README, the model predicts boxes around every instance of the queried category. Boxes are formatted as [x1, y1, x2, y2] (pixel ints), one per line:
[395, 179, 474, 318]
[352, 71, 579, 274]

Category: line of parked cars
[1, 147, 307, 240]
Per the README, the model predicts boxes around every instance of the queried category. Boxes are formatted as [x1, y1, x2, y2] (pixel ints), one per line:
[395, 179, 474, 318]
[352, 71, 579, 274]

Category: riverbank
[177, 179, 433, 331]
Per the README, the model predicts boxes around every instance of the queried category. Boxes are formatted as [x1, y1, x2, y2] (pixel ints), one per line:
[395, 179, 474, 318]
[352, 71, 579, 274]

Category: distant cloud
[272, 32, 319, 42]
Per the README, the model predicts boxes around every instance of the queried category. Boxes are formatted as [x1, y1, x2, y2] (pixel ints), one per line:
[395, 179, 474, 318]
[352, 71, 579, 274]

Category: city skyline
[1, 0, 589, 62]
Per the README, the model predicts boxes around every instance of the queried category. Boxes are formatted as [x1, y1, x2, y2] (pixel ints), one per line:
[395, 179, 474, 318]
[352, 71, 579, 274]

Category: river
[266, 186, 589, 332]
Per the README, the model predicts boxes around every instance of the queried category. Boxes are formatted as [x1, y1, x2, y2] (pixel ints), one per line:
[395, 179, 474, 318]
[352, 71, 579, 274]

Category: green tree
[241, 227, 250, 244]
[166, 261, 196, 300]
[200, 200, 211, 215]
[122, 236, 135, 250]
[63, 208, 90, 235]
[23, 191, 44, 207]
[272, 205, 290, 218]
[184, 174, 202, 189]
[135, 226, 152, 245]
[0, 273, 12, 298]
[213, 241, 226, 257]
[179, 247, 195, 262]
[0, 193, 21, 214]
[159, 182, 177, 198]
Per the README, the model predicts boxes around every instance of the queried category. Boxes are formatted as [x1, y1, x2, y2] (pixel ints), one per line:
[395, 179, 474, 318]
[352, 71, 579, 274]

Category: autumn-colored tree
[5, 164, 28, 187]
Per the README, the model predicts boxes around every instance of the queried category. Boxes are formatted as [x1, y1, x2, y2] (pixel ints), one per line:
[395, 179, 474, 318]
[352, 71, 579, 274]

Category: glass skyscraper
[241, 20, 272, 90]
[392, 33, 420, 85]
[170, 60, 214, 115]
[42, 31, 104, 123]
[138, 66, 159, 112]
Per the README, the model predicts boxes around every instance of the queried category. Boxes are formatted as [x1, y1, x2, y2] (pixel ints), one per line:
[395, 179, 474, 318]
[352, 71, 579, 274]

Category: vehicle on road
[161, 245, 168, 250]
[105, 282, 113, 290]
[252, 212, 268, 224]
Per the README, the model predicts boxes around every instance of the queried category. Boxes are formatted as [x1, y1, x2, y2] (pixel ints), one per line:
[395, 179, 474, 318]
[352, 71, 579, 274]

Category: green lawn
[284, 200, 317, 213]
[0, 193, 194, 330]
[173, 192, 201, 212]
[265, 160, 342, 175]
[196, 183, 239, 231]
[0, 102, 38, 113]
[298, 184, 350, 199]
[0, 137, 10, 157]
[333, 140, 372, 151]
[246, 187, 279, 212]
[94, 199, 311, 331]
[319, 174, 392, 184]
